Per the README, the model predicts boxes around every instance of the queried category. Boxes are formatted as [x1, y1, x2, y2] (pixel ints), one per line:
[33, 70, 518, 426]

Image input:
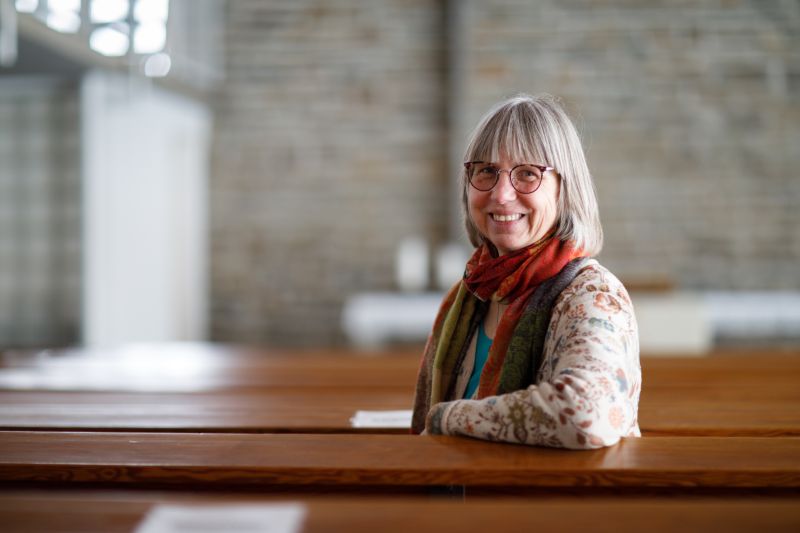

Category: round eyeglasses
[464, 161, 555, 194]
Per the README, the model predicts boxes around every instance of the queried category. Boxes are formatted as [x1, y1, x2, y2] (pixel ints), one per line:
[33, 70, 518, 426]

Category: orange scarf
[464, 233, 579, 302]
[464, 235, 584, 395]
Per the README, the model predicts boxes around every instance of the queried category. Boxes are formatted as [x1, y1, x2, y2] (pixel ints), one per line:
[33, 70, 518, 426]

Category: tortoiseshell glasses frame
[464, 161, 556, 194]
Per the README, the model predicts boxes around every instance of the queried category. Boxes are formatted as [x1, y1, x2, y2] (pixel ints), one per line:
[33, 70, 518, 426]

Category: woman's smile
[490, 213, 524, 223]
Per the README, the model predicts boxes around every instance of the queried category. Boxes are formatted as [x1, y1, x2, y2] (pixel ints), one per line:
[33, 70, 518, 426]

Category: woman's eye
[514, 167, 540, 182]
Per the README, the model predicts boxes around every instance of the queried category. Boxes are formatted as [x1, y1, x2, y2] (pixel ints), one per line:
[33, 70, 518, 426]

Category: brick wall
[459, 0, 800, 289]
[211, 0, 448, 345]
[0, 79, 82, 347]
[212, 0, 800, 346]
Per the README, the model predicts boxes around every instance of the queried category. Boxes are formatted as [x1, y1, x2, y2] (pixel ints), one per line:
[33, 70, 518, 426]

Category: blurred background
[0, 0, 798, 353]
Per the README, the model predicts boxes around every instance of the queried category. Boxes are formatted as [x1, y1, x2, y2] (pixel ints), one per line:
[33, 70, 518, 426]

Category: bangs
[466, 102, 549, 165]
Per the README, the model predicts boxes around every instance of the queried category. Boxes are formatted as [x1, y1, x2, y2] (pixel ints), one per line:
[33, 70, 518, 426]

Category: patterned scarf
[411, 235, 586, 434]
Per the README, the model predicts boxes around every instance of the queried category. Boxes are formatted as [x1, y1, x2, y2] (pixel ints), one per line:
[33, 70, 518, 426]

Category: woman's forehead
[477, 139, 544, 163]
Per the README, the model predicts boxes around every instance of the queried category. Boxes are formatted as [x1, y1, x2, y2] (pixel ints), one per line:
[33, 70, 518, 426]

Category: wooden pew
[639, 351, 800, 436]
[1, 345, 799, 436]
[640, 394, 800, 437]
[643, 353, 800, 387]
[1, 345, 798, 437]
[0, 432, 798, 495]
[1, 347, 797, 529]
[2, 491, 799, 533]
[1, 386, 799, 437]
[0, 389, 413, 434]
[2, 344, 797, 393]
[0, 345, 421, 392]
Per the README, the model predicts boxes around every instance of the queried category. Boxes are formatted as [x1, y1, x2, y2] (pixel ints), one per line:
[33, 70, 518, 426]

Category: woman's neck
[482, 299, 505, 340]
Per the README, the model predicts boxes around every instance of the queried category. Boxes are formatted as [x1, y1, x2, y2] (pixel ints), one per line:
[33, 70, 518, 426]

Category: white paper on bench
[350, 409, 413, 428]
[135, 503, 306, 533]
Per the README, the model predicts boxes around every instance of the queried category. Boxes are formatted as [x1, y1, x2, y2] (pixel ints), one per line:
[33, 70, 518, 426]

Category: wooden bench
[0, 346, 798, 437]
[0, 346, 421, 392]
[1, 432, 798, 495]
[1, 386, 798, 437]
[2, 491, 799, 533]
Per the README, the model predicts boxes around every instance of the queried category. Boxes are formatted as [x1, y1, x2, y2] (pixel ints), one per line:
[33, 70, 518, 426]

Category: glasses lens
[511, 165, 543, 193]
[469, 163, 497, 191]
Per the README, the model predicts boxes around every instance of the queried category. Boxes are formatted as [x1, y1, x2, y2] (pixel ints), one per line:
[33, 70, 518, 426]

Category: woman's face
[468, 152, 560, 256]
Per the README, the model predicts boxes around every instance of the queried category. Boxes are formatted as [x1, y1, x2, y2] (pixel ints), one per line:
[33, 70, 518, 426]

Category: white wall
[81, 70, 210, 346]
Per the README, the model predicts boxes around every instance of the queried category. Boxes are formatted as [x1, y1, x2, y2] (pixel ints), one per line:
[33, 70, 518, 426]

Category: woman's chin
[490, 228, 552, 255]
[490, 237, 528, 256]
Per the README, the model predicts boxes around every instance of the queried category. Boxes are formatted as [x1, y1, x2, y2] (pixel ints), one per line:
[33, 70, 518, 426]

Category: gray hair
[461, 93, 603, 256]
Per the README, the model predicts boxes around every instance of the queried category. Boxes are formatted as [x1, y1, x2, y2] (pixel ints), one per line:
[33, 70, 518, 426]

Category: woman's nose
[491, 170, 517, 202]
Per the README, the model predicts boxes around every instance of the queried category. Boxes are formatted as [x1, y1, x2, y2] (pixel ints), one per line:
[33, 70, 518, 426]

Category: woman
[411, 94, 641, 449]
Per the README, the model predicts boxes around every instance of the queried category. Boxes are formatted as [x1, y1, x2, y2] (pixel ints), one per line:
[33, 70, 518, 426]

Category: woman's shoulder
[571, 259, 628, 289]
[544, 260, 640, 377]
[554, 259, 634, 315]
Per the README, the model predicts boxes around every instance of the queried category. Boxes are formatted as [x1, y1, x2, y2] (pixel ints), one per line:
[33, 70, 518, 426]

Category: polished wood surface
[640, 352, 800, 436]
[1, 345, 798, 528]
[2, 491, 799, 533]
[0, 344, 421, 392]
[3, 344, 797, 393]
[0, 345, 798, 437]
[1, 387, 798, 437]
[1, 432, 798, 491]
[640, 396, 800, 437]
[0, 389, 412, 433]
[643, 354, 800, 386]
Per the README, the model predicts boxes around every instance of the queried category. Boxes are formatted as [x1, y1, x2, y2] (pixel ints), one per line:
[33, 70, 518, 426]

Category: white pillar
[81, 70, 210, 346]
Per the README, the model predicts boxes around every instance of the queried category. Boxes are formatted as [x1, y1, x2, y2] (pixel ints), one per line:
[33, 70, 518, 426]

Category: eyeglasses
[464, 161, 555, 194]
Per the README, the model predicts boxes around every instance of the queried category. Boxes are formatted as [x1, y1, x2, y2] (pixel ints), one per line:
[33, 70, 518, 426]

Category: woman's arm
[425, 265, 641, 450]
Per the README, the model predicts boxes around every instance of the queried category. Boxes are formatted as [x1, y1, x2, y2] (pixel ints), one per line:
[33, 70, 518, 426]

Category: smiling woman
[411, 94, 641, 449]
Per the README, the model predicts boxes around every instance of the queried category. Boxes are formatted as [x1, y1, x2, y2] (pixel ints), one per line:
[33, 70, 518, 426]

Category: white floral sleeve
[425, 262, 642, 450]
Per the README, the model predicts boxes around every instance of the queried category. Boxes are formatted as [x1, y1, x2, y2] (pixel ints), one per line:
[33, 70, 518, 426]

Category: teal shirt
[464, 321, 493, 399]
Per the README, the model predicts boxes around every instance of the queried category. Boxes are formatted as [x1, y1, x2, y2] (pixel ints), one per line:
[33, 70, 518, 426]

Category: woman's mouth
[491, 213, 524, 222]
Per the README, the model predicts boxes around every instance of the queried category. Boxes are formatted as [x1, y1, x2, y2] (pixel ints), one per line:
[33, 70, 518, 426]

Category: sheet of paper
[134, 503, 306, 533]
[350, 409, 413, 428]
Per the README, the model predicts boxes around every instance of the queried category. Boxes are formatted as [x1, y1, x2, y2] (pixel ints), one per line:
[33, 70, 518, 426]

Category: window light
[90, 0, 129, 23]
[89, 24, 130, 56]
[46, 10, 80, 33]
[15, 0, 38, 13]
[45, 0, 81, 33]
[134, 0, 168, 22]
[48, 0, 80, 12]
[143, 52, 170, 77]
[133, 21, 165, 53]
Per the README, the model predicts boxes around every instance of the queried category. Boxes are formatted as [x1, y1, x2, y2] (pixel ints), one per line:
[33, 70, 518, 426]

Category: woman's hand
[425, 401, 452, 435]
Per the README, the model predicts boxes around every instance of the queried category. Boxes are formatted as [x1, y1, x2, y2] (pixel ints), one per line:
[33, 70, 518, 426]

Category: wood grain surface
[1, 491, 799, 533]
[2, 345, 797, 393]
[0, 389, 413, 433]
[0, 345, 421, 392]
[1, 432, 799, 491]
[0, 387, 798, 437]
[0, 346, 798, 436]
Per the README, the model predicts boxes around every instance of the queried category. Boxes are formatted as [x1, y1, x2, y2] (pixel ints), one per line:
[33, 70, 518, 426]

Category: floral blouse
[426, 260, 641, 449]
